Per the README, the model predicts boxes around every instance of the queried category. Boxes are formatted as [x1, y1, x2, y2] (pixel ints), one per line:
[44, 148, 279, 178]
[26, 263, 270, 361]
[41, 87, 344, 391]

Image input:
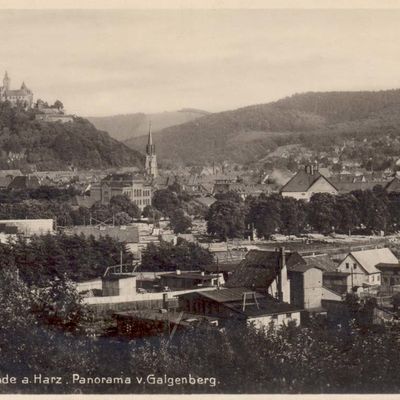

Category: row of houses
[82, 245, 400, 338]
[281, 164, 400, 201]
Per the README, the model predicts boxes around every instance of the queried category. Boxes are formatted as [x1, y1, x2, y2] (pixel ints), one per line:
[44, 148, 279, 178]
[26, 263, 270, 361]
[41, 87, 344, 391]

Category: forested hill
[87, 108, 209, 141]
[0, 102, 144, 171]
[125, 89, 400, 165]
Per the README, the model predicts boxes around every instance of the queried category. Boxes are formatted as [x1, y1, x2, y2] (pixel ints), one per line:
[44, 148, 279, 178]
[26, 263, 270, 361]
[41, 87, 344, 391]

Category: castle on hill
[0, 71, 33, 109]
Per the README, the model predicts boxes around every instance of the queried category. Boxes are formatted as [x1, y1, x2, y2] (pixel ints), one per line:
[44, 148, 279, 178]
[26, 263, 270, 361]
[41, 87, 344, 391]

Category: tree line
[0, 232, 132, 284]
[206, 187, 400, 239]
[0, 188, 141, 227]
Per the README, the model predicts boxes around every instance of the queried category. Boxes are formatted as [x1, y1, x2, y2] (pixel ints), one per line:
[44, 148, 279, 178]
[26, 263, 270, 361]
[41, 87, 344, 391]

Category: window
[286, 313, 292, 318]
[377, 275, 380, 282]
[353, 263, 357, 270]
[345, 262, 349, 269]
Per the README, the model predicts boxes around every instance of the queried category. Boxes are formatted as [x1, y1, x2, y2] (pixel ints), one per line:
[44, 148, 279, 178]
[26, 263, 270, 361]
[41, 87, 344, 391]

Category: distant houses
[281, 164, 393, 200]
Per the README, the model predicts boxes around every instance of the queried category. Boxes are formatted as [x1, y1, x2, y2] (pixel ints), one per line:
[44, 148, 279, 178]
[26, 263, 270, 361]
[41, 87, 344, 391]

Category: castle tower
[3, 71, 10, 91]
[145, 121, 158, 178]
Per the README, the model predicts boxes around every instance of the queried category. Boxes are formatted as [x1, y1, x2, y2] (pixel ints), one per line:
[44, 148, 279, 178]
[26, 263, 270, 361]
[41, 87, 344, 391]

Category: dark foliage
[141, 239, 213, 272]
[126, 89, 400, 167]
[0, 101, 144, 170]
[0, 233, 132, 284]
[208, 189, 400, 239]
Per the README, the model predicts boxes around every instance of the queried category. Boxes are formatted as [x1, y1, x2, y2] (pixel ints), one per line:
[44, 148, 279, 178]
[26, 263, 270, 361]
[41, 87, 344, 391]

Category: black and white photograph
[1, 0, 400, 396]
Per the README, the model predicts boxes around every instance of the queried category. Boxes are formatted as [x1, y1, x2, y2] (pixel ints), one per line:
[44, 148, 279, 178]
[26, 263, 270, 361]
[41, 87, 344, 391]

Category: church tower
[145, 121, 158, 178]
[3, 71, 10, 91]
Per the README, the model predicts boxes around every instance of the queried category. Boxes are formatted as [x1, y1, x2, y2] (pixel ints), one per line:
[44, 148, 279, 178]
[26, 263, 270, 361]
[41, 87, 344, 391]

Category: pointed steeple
[21, 81, 27, 90]
[3, 71, 10, 91]
[147, 120, 153, 147]
[145, 119, 158, 178]
[146, 120, 155, 156]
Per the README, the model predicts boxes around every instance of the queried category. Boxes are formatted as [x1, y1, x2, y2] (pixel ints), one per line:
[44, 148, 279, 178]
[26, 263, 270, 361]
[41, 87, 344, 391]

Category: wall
[247, 311, 301, 330]
[83, 286, 214, 305]
[119, 276, 137, 296]
[102, 279, 120, 297]
[0, 219, 53, 235]
[337, 254, 368, 288]
[307, 176, 338, 197]
[321, 286, 342, 301]
[281, 191, 311, 201]
[303, 268, 323, 309]
[75, 279, 102, 293]
[289, 272, 304, 308]
[88, 298, 175, 315]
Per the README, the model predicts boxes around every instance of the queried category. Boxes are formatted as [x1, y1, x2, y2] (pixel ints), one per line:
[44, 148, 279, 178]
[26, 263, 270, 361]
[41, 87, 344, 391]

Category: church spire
[146, 120, 155, 156]
[147, 120, 153, 147]
[3, 71, 10, 91]
[145, 119, 158, 178]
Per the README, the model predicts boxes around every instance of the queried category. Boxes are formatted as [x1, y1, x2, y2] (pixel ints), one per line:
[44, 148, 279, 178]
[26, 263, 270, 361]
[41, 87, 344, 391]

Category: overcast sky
[1, 9, 400, 116]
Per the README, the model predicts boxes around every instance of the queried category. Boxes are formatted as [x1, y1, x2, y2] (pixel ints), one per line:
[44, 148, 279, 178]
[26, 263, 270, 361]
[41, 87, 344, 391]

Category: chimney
[176, 269, 181, 275]
[201, 271, 205, 276]
[304, 165, 314, 175]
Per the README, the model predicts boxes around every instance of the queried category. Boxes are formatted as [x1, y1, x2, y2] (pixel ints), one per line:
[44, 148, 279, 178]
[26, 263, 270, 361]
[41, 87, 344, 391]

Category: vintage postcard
[0, 0, 399, 397]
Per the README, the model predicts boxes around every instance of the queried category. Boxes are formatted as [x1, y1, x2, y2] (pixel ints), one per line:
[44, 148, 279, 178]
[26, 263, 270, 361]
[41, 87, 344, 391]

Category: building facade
[281, 165, 338, 201]
[90, 174, 152, 211]
[337, 248, 398, 288]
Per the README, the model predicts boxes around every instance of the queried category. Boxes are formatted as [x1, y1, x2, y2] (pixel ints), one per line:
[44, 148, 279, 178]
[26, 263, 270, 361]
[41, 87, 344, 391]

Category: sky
[1, 8, 400, 116]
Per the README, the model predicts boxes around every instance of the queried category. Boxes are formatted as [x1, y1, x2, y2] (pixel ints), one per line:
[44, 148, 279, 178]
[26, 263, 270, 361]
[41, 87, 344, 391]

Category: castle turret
[145, 121, 158, 178]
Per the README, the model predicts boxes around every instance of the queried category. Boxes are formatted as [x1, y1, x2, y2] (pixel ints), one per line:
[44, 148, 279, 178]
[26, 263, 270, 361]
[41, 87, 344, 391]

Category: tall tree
[206, 200, 246, 239]
[247, 195, 282, 238]
[307, 193, 337, 234]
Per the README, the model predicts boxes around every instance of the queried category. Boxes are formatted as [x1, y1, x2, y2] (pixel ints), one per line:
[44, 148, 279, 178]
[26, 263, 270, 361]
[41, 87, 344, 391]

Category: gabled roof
[281, 170, 337, 193]
[6, 88, 31, 96]
[348, 248, 398, 274]
[178, 287, 301, 317]
[302, 254, 338, 272]
[288, 262, 323, 273]
[226, 250, 304, 289]
[192, 196, 217, 208]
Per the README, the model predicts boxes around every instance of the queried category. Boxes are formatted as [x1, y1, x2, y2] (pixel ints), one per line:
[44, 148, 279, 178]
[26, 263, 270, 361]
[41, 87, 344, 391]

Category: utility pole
[217, 258, 220, 290]
[351, 263, 354, 290]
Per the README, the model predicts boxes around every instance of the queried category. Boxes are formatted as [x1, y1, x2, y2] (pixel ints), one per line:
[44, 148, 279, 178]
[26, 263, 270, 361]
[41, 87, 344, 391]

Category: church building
[0, 72, 33, 109]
